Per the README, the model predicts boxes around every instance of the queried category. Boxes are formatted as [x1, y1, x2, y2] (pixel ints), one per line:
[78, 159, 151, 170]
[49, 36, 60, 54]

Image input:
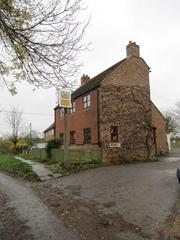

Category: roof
[54, 55, 150, 110]
[43, 122, 55, 133]
[54, 58, 127, 110]
[72, 58, 127, 99]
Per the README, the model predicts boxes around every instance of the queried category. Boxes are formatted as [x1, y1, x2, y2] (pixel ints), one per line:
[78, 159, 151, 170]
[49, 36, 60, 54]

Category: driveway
[0, 153, 180, 240]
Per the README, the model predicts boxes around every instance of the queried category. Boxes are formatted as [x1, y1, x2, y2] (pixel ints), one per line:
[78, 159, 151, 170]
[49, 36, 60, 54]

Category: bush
[0, 140, 15, 154]
[16, 139, 29, 153]
[46, 138, 60, 159]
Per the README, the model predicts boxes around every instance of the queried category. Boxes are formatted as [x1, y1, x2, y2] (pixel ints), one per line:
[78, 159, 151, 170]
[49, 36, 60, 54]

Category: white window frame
[70, 101, 76, 113]
[83, 94, 91, 109]
[59, 108, 64, 118]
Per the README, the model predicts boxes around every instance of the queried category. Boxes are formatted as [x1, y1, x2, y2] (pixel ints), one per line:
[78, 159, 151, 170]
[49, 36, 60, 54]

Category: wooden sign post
[59, 89, 72, 168]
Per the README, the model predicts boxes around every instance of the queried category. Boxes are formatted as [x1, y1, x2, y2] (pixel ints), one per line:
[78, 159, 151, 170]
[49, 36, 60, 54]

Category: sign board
[109, 142, 121, 148]
[59, 89, 72, 108]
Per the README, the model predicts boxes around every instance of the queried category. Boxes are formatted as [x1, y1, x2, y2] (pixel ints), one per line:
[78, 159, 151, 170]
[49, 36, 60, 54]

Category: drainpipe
[97, 88, 100, 147]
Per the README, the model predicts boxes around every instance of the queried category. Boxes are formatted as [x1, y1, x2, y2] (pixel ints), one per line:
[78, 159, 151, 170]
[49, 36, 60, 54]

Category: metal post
[64, 108, 69, 168]
[29, 122, 32, 145]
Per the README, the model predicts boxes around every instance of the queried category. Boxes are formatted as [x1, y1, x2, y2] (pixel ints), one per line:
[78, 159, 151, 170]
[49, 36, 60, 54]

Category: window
[70, 101, 76, 113]
[111, 126, 118, 142]
[152, 127, 157, 144]
[83, 94, 90, 109]
[84, 128, 91, 143]
[59, 133, 64, 144]
[59, 108, 64, 118]
[70, 131, 76, 144]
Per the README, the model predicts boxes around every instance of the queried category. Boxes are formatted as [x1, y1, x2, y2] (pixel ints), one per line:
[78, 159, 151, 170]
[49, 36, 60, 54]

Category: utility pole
[29, 122, 32, 145]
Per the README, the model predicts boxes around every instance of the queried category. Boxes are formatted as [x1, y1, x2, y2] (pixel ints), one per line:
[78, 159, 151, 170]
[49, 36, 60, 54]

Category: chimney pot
[81, 74, 90, 85]
[126, 41, 140, 58]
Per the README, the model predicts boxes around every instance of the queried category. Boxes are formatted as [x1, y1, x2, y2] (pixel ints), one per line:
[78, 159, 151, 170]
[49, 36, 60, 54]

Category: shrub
[46, 137, 60, 159]
[0, 140, 15, 154]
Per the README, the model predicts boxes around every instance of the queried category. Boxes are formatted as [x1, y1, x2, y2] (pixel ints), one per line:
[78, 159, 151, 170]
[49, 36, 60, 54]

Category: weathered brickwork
[99, 85, 154, 162]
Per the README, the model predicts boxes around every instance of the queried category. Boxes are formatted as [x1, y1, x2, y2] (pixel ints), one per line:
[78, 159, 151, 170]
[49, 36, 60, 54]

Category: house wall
[101, 57, 150, 95]
[99, 56, 153, 162]
[55, 89, 99, 147]
[53, 42, 168, 162]
[44, 129, 55, 141]
[151, 103, 168, 154]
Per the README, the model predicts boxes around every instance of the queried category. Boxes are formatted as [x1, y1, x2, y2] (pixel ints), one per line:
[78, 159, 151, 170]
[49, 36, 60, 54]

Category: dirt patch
[32, 182, 151, 240]
[158, 195, 180, 240]
[0, 191, 34, 240]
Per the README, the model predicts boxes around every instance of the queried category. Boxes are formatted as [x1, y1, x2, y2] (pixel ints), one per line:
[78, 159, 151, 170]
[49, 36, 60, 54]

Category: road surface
[0, 153, 180, 239]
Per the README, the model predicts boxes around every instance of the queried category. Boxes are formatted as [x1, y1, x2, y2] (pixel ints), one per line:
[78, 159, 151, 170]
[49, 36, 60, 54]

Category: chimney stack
[126, 41, 140, 58]
[81, 74, 90, 85]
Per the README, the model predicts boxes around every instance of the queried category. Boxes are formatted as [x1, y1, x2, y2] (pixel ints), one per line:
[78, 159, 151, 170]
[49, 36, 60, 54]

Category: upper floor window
[70, 131, 76, 144]
[70, 101, 76, 113]
[84, 128, 91, 143]
[59, 108, 64, 118]
[111, 126, 118, 142]
[83, 94, 90, 109]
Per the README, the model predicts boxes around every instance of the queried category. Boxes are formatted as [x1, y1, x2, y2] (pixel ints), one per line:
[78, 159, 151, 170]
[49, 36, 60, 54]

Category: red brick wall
[151, 103, 168, 154]
[101, 57, 150, 94]
[55, 89, 99, 146]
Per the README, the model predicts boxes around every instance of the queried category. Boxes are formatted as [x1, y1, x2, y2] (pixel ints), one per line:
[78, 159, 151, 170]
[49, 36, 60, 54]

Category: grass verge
[0, 154, 40, 181]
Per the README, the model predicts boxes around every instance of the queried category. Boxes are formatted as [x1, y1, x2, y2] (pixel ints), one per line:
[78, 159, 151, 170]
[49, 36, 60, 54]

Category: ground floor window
[70, 131, 76, 144]
[59, 133, 64, 145]
[152, 127, 157, 144]
[84, 128, 91, 143]
[111, 126, 118, 142]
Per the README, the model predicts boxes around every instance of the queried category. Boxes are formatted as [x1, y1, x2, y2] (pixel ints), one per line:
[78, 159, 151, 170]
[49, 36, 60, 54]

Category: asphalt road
[0, 153, 180, 240]
[37, 154, 180, 240]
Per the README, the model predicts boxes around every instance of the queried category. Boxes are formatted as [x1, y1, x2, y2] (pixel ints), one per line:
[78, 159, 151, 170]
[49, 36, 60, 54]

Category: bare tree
[0, 0, 89, 92]
[6, 107, 24, 152]
[164, 112, 177, 134]
[168, 101, 180, 134]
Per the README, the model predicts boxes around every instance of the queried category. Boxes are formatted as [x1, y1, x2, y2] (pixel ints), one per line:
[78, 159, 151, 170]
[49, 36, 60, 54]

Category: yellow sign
[59, 89, 72, 108]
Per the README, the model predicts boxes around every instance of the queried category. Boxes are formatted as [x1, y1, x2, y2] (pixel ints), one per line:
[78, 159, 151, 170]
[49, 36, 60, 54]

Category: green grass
[0, 154, 40, 181]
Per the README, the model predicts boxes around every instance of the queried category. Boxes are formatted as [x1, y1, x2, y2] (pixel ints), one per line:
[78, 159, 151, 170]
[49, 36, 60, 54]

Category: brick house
[43, 122, 55, 141]
[54, 41, 168, 162]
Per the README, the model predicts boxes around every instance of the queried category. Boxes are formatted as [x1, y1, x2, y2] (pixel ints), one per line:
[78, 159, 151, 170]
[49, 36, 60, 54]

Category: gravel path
[15, 156, 54, 181]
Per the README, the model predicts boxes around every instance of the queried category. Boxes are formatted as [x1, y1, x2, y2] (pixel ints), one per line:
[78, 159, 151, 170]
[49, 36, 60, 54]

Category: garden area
[0, 154, 39, 181]
[0, 137, 102, 178]
[20, 137, 102, 165]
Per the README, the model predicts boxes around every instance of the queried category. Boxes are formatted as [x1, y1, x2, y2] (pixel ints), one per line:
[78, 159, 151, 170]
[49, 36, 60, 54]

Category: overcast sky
[0, 0, 180, 137]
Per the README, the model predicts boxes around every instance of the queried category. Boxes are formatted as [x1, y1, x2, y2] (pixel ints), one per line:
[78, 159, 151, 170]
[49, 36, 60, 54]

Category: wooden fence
[24, 148, 102, 164]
